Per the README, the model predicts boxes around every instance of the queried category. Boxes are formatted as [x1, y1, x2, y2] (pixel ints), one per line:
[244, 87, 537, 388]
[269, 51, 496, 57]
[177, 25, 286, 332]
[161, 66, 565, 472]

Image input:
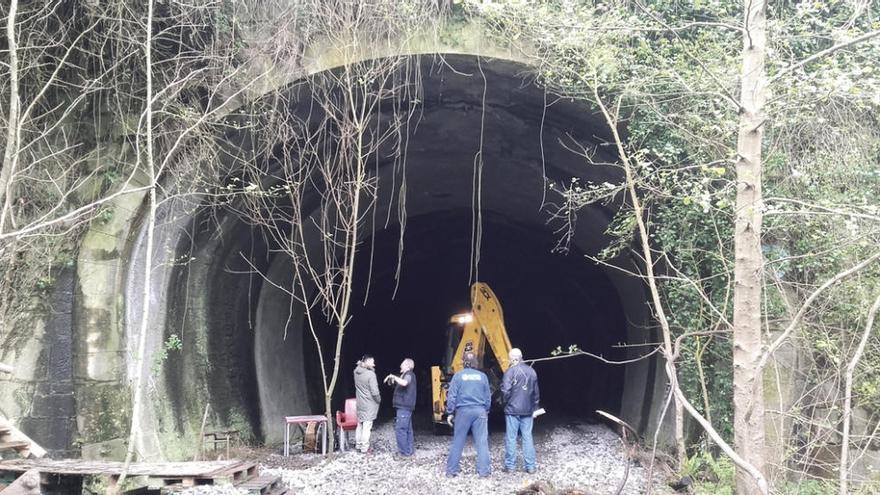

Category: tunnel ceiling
[220, 55, 625, 255]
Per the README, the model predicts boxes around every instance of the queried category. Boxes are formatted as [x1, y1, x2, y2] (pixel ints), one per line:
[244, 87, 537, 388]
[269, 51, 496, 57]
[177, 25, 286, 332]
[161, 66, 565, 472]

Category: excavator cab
[431, 283, 513, 427]
[441, 317, 465, 375]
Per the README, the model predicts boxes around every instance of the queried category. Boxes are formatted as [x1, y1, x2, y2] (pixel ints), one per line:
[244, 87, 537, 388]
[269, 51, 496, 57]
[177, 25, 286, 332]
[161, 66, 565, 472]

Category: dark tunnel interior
[317, 209, 628, 427]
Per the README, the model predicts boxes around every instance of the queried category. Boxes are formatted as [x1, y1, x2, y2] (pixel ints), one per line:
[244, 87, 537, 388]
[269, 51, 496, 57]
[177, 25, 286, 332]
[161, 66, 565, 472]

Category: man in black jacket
[385, 358, 416, 456]
[500, 348, 540, 473]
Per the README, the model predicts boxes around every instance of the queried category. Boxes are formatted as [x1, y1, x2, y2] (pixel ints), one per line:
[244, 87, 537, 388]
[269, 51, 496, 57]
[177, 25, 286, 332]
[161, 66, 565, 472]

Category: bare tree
[118, 0, 156, 486]
[221, 0, 442, 451]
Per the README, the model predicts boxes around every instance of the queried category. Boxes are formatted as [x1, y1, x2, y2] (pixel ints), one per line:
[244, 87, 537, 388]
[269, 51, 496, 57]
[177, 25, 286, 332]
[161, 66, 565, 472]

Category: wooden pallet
[0, 458, 257, 494]
[234, 474, 286, 495]
[148, 460, 257, 488]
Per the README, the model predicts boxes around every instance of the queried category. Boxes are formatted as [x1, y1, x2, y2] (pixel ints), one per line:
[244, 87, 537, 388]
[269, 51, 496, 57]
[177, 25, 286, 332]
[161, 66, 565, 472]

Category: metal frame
[283, 415, 328, 456]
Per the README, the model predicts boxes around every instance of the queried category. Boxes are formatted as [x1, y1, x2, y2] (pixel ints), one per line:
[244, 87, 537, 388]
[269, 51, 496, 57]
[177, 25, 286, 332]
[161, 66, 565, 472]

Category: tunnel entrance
[154, 54, 663, 446]
[337, 210, 627, 424]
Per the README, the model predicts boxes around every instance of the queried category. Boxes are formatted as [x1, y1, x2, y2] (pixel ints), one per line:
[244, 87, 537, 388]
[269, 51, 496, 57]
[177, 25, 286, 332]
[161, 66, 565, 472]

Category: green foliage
[466, 0, 880, 462]
[152, 334, 183, 376]
[779, 479, 837, 495]
[680, 449, 736, 495]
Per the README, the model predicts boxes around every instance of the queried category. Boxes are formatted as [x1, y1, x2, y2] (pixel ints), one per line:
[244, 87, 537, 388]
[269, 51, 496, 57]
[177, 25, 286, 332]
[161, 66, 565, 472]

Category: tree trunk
[119, 0, 155, 488]
[0, 0, 20, 232]
[674, 398, 685, 467]
[839, 293, 880, 494]
[733, 0, 769, 492]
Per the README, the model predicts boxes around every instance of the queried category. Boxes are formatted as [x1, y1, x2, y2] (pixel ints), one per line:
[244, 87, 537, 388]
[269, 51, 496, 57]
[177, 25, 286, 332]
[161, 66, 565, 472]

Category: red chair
[335, 398, 358, 451]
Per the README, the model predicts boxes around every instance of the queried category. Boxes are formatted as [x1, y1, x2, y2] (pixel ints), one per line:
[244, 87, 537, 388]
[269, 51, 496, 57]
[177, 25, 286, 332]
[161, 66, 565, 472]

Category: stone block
[74, 383, 131, 444]
[852, 447, 880, 483]
[18, 416, 76, 452]
[852, 407, 873, 439]
[30, 391, 76, 419]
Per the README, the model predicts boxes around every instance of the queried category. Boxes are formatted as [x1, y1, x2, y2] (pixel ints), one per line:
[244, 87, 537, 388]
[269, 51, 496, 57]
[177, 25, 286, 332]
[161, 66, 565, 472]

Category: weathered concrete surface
[763, 329, 802, 484]
[18, 269, 78, 457]
[255, 255, 312, 444]
[74, 152, 149, 459]
[0, 268, 79, 457]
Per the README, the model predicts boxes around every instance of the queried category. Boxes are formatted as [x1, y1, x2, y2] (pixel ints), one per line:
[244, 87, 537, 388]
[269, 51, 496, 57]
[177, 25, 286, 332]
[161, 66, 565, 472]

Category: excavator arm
[471, 282, 513, 373]
[431, 282, 513, 425]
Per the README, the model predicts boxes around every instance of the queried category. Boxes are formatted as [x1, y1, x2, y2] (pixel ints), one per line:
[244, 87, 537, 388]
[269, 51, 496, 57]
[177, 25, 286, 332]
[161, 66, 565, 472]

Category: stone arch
[74, 28, 669, 458]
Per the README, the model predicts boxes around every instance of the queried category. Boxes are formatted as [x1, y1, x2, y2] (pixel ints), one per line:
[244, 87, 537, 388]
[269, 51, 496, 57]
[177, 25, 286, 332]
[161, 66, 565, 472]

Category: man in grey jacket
[500, 348, 540, 473]
[354, 354, 381, 453]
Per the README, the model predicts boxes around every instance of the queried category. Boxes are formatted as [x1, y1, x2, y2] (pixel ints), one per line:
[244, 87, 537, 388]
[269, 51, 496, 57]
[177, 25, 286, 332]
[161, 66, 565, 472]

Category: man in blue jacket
[500, 348, 540, 474]
[445, 351, 492, 478]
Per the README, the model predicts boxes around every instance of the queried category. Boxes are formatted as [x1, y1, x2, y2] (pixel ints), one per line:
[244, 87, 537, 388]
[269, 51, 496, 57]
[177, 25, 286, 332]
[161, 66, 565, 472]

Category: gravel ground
[260, 420, 672, 495]
[178, 487, 250, 495]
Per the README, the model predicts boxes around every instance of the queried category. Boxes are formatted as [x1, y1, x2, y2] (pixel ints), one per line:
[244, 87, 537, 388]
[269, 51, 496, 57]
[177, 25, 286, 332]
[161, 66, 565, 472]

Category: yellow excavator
[431, 282, 514, 426]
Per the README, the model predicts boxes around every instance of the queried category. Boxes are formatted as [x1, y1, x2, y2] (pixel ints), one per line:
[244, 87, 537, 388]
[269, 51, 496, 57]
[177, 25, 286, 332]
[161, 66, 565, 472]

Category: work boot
[526, 467, 537, 475]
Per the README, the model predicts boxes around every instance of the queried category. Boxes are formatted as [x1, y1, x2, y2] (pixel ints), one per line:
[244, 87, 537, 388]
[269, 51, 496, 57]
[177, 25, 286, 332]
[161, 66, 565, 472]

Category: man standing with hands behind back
[501, 347, 540, 474]
[385, 358, 417, 457]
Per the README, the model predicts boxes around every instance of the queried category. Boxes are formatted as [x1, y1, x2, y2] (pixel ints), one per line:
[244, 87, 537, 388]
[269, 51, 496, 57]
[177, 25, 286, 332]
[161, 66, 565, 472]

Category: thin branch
[758, 251, 880, 372]
[524, 345, 663, 366]
[769, 29, 880, 84]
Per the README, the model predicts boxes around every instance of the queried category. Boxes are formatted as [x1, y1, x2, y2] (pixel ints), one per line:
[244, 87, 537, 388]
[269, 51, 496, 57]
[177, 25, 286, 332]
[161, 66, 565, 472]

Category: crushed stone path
[259, 420, 671, 495]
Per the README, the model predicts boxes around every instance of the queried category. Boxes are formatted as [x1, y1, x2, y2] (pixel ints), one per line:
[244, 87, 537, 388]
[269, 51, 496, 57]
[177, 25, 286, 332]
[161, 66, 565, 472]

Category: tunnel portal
[153, 55, 664, 445]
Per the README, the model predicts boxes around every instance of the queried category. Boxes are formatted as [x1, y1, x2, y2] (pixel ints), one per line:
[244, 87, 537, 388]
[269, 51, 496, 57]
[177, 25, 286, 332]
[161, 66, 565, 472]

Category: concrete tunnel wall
[67, 51, 670, 459]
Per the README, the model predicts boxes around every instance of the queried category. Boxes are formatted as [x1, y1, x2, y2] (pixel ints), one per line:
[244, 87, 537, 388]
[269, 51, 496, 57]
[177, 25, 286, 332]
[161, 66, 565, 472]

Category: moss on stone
[76, 384, 131, 444]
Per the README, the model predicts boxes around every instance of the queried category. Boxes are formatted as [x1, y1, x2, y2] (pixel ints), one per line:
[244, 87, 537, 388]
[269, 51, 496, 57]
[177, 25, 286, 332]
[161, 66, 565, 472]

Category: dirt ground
[248, 419, 674, 495]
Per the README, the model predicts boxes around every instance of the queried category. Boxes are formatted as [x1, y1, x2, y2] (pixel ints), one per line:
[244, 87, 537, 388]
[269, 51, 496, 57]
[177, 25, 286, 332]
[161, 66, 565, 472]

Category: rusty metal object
[302, 422, 320, 453]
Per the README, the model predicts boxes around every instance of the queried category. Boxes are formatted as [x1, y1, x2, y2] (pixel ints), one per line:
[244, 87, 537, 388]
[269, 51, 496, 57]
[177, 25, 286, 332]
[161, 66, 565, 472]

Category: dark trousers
[394, 407, 415, 456]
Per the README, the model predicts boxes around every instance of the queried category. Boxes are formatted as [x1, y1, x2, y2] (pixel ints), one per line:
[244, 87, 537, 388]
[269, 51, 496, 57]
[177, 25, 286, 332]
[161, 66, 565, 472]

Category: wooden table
[203, 429, 239, 458]
[283, 415, 328, 456]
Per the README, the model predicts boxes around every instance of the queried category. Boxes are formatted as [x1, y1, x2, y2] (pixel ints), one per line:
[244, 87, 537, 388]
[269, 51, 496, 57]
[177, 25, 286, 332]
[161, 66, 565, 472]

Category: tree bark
[0, 0, 20, 233]
[839, 293, 880, 494]
[733, 0, 769, 492]
[119, 0, 155, 488]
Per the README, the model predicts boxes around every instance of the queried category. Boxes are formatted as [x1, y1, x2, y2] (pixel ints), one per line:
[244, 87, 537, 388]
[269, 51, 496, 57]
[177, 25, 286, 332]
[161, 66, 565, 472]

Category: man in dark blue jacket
[385, 358, 417, 457]
[445, 351, 492, 478]
[500, 348, 540, 473]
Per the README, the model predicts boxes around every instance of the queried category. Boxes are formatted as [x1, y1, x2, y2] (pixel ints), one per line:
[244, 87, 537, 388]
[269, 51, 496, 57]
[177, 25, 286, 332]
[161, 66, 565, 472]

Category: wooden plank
[0, 459, 248, 478]
[0, 442, 30, 451]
